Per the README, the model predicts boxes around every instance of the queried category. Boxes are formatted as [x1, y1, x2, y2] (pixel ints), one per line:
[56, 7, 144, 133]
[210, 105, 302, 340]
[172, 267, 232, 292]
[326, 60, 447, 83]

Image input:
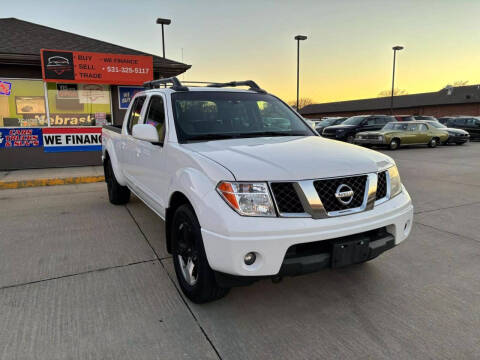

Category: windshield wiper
[184, 131, 307, 142]
[236, 131, 307, 137]
[184, 134, 240, 141]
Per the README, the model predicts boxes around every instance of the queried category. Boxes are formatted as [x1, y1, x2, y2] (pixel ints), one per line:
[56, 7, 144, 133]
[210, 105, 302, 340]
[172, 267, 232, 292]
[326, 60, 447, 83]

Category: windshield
[171, 92, 315, 142]
[428, 122, 446, 129]
[383, 122, 408, 130]
[342, 116, 368, 125]
[415, 116, 436, 120]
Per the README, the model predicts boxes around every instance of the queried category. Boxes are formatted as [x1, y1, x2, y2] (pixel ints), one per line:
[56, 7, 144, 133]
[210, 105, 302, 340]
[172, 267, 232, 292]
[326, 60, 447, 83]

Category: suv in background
[441, 116, 480, 140]
[322, 115, 396, 143]
[394, 115, 415, 122]
[414, 115, 438, 121]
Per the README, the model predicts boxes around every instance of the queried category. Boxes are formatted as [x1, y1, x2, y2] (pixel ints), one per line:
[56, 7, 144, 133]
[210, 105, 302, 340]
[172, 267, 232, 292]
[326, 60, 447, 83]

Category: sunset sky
[4, 0, 480, 104]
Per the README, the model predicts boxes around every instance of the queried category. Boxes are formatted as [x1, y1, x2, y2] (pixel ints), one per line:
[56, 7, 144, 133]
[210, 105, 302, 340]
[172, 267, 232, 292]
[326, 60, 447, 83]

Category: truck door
[134, 95, 169, 215]
[123, 95, 147, 187]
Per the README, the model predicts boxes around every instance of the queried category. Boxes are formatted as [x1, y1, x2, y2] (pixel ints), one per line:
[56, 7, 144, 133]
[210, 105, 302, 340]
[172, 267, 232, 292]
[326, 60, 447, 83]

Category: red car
[394, 115, 415, 121]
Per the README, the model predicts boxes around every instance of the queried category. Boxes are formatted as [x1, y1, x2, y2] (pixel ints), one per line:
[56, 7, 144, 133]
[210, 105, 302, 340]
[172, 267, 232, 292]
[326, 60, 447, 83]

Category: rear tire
[389, 138, 400, 150]
[172, 204, 229, 303]
[456, 142, 465, 146]
[428, 138, 438, 148]
[105, 159, 130, 205]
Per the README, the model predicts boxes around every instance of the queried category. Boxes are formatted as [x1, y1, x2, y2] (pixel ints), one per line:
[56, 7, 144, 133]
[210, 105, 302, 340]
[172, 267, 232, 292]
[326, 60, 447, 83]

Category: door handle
[120, 142, 126, 150]
[136, 149, 141, 157]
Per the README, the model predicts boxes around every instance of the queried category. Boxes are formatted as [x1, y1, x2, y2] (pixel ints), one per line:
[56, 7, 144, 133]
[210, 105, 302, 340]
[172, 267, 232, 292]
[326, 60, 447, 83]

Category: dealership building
[0, 18, 190, 170]
[300, 85, 480, 119]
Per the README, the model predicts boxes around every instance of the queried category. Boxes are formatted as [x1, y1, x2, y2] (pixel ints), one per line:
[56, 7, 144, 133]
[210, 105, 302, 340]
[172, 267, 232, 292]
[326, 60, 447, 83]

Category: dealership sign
[0, 128, 43, 148]
[118, 86, 144, 109]
[40, 49, 153, 85]
[43, 127, 102, 152]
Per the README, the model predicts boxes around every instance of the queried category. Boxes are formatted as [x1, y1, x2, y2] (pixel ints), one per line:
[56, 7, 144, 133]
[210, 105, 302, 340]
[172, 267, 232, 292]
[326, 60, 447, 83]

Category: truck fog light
[244, 252, 256, 265]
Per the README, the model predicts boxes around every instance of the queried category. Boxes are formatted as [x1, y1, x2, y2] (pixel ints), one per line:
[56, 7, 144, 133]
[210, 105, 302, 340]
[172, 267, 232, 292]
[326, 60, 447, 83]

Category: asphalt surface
[1, 142, 479, 359]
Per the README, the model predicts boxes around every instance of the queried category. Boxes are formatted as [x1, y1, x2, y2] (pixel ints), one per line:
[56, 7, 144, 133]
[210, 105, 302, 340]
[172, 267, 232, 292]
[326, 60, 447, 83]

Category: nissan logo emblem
[335, 184, 354, 205]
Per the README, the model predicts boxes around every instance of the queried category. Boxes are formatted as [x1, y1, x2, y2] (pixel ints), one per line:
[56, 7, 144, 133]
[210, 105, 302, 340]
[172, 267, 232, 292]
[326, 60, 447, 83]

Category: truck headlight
[216, 181, 276, 217]
[388, 165, 402, 198]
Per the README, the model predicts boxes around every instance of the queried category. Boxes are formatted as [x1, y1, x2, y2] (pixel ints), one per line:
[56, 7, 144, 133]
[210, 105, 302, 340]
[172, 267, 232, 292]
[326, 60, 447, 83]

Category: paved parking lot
[1, 143, 479, 359]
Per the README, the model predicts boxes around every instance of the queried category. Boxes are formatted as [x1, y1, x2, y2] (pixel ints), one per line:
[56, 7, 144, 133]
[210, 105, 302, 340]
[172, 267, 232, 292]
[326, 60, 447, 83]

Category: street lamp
[390, 45, 404, 114]
[156, 18, 171, 58]
[294, 35, 307, 111]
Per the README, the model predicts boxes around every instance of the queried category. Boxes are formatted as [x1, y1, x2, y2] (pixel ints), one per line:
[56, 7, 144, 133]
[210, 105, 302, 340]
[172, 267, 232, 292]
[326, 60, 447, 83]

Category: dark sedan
[422, 120, 470, 145]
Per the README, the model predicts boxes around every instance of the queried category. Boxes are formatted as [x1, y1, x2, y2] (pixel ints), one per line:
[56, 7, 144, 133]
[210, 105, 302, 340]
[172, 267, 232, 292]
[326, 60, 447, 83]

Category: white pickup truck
[102, 77, 413, 303]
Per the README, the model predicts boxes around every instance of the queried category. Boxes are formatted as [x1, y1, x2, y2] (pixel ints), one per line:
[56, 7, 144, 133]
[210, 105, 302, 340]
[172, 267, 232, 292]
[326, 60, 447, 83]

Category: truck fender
[104, 140, 127, 186]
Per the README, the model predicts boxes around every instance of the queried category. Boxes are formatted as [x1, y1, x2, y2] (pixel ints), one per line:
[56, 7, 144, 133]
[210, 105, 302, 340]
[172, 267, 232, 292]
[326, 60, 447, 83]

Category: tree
[452, 80, 469, 87]
[287, 97, 314, 110]
[377, 88, 408, 97]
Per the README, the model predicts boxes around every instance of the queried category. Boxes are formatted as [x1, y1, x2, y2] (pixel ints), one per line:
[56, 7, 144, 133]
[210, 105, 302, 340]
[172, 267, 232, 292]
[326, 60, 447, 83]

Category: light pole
[294, 35, 307, 111]
[156, 18, 171, 58]
[390, 45, 404, 114]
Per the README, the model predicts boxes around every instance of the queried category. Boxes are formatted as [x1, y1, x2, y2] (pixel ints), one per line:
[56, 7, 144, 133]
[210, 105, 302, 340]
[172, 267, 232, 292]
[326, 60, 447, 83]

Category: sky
[3, 0, 480, 104]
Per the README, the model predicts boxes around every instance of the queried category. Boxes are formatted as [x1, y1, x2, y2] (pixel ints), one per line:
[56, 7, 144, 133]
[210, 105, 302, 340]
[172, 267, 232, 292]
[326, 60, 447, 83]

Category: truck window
[145, 96, 166, 142]
[127, 96, 146, 134]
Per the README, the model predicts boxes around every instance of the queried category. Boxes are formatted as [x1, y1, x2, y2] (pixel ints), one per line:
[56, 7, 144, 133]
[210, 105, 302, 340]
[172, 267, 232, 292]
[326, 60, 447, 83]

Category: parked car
[102, 77, 413, 303]
[394, 115, 415, 122]
[354, 121, 448, 150]
[440, 116, 480, 140]
[322, 115, 396, 143]
[413, 115, 438, 121]
[422, 120, 470, 145]
[315, 117, 346, 134]
[438, 117, 454, 124]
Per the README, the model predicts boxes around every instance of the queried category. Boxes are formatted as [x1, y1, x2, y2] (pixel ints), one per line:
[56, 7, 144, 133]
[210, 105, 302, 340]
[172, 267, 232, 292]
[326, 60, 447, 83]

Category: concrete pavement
[0, 143, 479, 359]
[0, 166, 104, 190]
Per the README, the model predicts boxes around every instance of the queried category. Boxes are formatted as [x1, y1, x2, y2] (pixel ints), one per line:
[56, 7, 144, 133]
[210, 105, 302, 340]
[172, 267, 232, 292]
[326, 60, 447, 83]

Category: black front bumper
[446, 134, 470, 143]
[215, 228, 396, 287]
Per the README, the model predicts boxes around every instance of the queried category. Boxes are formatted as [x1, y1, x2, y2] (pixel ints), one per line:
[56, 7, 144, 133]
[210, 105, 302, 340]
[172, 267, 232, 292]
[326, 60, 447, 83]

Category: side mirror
[132, 124, 160, 143]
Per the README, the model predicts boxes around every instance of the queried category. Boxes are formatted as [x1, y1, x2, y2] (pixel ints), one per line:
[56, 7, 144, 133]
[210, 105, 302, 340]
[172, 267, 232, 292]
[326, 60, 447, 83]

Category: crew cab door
[123, 95, 147, 187]
[133, 94, 169, 215]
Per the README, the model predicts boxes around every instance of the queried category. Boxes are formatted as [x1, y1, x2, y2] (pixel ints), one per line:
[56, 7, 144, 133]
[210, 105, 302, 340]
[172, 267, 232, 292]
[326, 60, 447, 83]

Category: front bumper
[201, 187, 413, 277]
[354, 138, 386, 145]
[446, 134, 470, 143]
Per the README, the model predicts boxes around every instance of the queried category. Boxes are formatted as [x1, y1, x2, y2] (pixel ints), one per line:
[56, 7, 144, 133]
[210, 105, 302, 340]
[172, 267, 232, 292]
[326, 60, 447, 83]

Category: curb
[0, 175, 105, 190]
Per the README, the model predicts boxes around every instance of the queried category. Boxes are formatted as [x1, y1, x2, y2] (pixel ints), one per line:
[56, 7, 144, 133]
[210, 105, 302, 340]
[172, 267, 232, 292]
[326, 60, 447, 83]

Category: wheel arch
[165, 191, 194, 254]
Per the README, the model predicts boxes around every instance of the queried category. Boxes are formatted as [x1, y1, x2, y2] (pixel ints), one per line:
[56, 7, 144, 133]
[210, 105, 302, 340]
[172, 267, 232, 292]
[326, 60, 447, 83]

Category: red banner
[40, 49, 153, 85]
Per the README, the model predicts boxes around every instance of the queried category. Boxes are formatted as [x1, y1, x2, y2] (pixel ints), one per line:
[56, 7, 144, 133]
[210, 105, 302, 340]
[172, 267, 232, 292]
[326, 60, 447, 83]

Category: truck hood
[184, 136, 393, 181]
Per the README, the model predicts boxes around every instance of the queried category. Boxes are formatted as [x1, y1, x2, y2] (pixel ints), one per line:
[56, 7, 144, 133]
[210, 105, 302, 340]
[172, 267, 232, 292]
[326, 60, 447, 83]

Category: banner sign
[56, 84, 78, 99]
[118, 86, 144, 109]
[41, 49, 154, 85]
[0, 80, 12, 96]
[43, 127, 102, 152]
[0, 128, 43, 148]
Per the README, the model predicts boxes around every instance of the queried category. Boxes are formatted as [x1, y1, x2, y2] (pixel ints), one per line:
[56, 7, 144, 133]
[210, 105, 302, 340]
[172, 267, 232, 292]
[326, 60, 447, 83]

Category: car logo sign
[335, 184, 354, 205]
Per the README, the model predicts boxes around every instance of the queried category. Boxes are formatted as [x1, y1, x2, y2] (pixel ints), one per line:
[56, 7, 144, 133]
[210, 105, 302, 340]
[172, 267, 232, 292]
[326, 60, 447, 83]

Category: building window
[0, 79, 47, 127]
[46, 83, 112, 126]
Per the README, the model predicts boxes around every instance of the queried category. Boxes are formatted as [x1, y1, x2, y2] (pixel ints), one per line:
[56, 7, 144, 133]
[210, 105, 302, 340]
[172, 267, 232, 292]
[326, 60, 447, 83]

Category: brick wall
[303, 103, 480, 119]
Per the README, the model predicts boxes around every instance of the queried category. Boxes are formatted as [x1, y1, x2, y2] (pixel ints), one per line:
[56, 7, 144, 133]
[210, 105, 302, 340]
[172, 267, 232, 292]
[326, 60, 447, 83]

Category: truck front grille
[313, 175, 367, 212]
[270, 182, 305, 213]
[376, 171, 387, 200]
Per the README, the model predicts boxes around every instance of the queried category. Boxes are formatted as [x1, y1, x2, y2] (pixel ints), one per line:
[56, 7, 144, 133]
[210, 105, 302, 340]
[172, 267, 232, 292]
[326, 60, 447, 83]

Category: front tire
[428, 138, 438, 148]
[389, 138, 400, 150]
[172, 204, 229, 303]
[105, 159, 130, 205]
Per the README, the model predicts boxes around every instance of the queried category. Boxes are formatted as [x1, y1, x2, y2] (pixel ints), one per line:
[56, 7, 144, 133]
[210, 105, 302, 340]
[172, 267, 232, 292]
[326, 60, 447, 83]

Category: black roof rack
[143, 77, 189, 91]
[207, 80, 266, 93]
[143, 77, 266, 93]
